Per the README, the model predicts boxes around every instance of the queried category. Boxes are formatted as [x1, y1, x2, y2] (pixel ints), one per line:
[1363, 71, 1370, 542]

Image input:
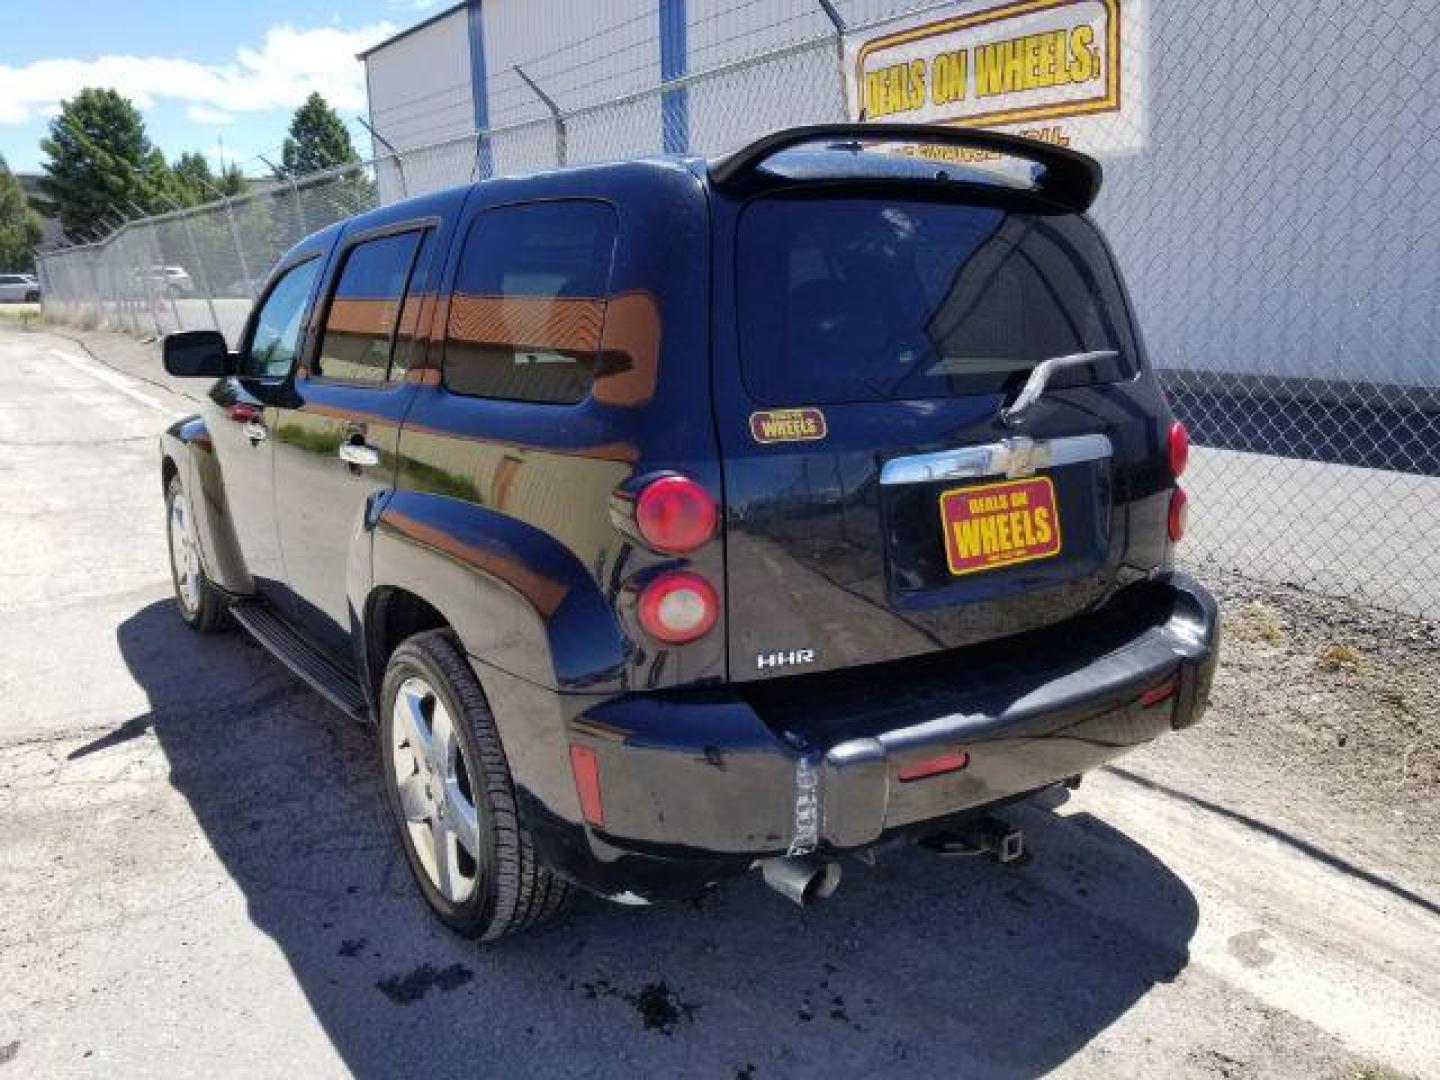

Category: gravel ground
[1124, 570, 1440, 895]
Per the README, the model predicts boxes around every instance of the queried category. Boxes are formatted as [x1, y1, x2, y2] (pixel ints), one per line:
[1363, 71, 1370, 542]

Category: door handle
[338, 442, 381, 468]
[229, 402, 267, 443]
[228, 402, 261, 423]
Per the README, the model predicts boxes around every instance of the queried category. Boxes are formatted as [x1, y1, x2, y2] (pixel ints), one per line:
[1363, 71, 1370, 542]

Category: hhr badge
[757, 648, 816, 671]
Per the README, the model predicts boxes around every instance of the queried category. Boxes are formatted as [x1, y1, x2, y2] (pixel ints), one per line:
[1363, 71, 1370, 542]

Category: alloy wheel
[391, 676, 482, 904]
[169, 494, 203, 614]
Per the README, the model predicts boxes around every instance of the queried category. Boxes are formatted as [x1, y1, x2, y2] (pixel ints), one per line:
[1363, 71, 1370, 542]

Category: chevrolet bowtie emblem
[998, 436, 1049, 478]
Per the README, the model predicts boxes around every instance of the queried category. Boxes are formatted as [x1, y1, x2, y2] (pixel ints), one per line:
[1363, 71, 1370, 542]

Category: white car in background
[0, 274, 40, 302]
[135, 266, 194, 296]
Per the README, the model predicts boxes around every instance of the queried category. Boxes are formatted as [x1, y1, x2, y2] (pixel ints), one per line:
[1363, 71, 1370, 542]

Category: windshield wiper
[1000, 350, 1118, 427]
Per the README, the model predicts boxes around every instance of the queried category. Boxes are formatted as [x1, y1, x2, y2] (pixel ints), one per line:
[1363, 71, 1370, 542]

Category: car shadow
[111, 599, 1199, 1079]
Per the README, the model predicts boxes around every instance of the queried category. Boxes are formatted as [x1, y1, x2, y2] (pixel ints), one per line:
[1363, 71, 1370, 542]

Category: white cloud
[186, 105, 236, 125]
[0, 21, 395, 127]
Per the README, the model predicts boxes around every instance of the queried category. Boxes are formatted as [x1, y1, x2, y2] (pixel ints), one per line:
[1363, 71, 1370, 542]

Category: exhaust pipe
[761, 856, 842, 906]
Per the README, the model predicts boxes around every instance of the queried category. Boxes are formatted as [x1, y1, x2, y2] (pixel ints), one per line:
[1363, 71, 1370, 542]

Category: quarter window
[245, 259, 321, 379]
[445, 201, 618, 404]
[389, 231, 435, 381]
[315, 230, 423, 384]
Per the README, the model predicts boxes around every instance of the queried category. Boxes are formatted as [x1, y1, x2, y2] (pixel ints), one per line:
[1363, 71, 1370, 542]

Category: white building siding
[364, 7, 475, 151]
[481, 0, 660, 172]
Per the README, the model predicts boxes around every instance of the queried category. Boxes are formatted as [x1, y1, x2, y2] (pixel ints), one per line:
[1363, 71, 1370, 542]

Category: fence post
[194, 173, 258, 309]
[815, 0, 850, 118]
[111, 223, 139, 336]
[356, 116, 409, 198]
[128, 204, 169, 339]
[223, 198, 255, 302]
[160, 195, 222, 333]
[513, 64, 567, 166]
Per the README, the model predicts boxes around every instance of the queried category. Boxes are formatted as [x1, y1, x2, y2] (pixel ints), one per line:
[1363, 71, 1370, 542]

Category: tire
[165, 475, 227, 633]
[380, 629, 572, 941]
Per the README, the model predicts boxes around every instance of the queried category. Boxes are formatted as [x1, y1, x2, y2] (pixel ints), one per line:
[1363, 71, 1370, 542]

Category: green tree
[218, 162, 247, 197]
[280, 93, 359, 177]
[170, 152, 245, 206]
[0, 154, 44, 272]
[35, 88, 172, 238]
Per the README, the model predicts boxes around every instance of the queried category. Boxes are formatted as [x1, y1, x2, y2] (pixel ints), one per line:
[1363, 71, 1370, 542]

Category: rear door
[272, 223, 435, 659]
[712, 186, 1165, 682]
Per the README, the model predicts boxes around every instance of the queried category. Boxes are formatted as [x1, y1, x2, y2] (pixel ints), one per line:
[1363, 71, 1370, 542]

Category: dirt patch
[1132, 571, 1440, 890]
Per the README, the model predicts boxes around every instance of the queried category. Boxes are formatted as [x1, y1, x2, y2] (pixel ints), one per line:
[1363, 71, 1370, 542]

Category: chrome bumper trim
[879, 433, 1113, 487]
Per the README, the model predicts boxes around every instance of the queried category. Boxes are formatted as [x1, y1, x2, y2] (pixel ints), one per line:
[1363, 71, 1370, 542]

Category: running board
[229, 601, 369, 721]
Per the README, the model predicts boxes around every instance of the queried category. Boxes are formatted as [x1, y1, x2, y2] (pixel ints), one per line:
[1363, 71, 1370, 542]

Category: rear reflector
[637, 570, 719, 644]
[1168, 421, 1190, 478]
[569, 745, 605, 827]
[1138, 675, 1180, 707]
[897, 750, 971, 783]
[1168, 487, 1189, 543]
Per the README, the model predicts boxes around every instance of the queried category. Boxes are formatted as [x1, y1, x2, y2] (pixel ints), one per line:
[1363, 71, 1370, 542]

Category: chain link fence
[34, 0, 1440, 617]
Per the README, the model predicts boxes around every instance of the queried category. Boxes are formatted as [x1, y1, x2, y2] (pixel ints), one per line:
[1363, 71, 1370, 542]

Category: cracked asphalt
[1, 324, 1437, 1079]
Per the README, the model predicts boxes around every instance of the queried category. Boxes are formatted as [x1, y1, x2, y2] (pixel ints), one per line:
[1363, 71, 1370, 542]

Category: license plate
[940, 476, 1063, 576]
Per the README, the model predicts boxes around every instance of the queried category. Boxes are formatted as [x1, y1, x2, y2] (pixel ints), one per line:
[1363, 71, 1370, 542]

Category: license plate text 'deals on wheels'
[940, 476, 1063, 576]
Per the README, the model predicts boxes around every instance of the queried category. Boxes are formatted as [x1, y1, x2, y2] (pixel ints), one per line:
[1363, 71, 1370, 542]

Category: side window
[390, 231, 435, 381]
[315, 230, 423, 384]
[245, 259, 321, 379]
[445, 201, 618, 404]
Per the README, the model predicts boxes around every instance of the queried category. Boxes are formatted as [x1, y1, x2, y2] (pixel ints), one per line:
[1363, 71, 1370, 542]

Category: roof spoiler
[709, 123, 1103, 212]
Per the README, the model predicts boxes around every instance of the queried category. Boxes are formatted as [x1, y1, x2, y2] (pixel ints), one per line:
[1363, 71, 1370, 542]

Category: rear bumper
[531, 571, 1217, 898]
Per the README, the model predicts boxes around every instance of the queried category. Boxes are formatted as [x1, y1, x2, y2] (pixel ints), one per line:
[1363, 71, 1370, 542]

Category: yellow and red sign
[750, 408, 828, 444]
[846, 0, 1143, 157]
[940, 476, 1062, 576]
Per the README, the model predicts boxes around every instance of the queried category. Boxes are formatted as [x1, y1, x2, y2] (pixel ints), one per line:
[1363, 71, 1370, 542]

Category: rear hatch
[708, 137, 1173, 682]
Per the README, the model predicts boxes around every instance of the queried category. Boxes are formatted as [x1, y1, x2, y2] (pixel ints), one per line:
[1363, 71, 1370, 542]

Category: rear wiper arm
[1000, 350, 1118, 427]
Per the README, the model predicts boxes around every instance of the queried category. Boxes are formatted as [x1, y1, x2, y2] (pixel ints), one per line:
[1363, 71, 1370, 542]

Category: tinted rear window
[737, 197, 1136, 404]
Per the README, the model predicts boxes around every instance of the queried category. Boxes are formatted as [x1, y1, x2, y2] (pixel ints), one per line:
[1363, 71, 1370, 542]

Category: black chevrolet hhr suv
[159, 124, 1218, 940]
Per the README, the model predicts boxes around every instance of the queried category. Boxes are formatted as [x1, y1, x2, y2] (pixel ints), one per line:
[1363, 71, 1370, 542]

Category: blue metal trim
[659, 0, 688, 154]
[468, 1, 493, 178]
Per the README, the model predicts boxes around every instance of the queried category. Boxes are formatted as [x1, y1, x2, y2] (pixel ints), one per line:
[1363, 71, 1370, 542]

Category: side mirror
[163, 330, 234, 378]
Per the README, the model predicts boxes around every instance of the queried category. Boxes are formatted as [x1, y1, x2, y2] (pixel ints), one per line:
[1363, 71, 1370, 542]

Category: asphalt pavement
[1, 324, 1437, 1079]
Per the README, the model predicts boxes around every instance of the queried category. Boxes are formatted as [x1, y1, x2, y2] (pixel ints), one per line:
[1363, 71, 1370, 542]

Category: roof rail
[709, 123, 1103, 212]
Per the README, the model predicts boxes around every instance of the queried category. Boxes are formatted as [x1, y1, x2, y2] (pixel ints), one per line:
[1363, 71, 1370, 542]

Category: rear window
[737, 197, 1136, 404]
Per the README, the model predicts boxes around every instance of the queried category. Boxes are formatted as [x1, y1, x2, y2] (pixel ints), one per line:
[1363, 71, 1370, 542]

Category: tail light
[1168, 487, 1189, 543]
[1168, 420, 1190, 478]
[635, 476, 716, 554]
[637, 570, 718, 644]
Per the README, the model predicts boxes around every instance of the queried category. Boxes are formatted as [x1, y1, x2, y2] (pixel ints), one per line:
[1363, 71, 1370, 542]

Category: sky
[0, 0, 451, 175]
